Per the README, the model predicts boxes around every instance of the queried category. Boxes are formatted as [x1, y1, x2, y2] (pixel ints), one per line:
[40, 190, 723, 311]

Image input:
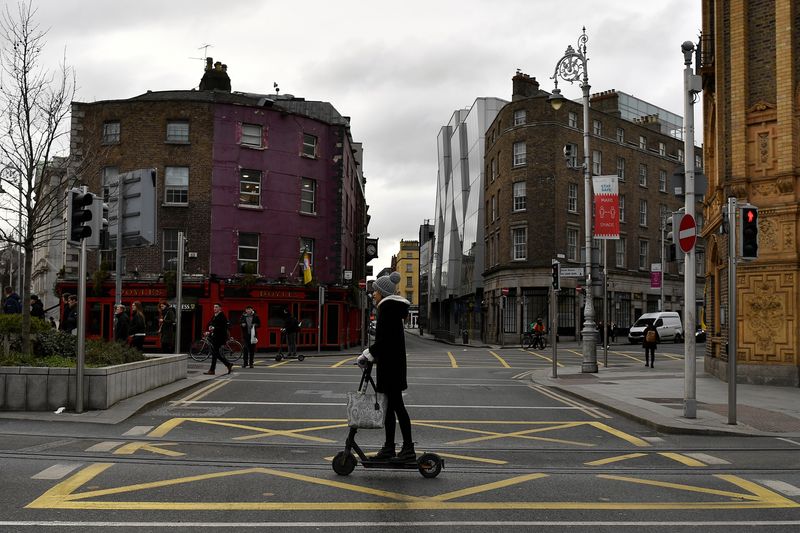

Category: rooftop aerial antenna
[274, 82, 280, 95]
[188, 43, 214, 62]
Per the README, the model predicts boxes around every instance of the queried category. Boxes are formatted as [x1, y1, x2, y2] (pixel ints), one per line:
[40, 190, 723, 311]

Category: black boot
[394, 442, 416, 462]
[374, 443, 396, 460]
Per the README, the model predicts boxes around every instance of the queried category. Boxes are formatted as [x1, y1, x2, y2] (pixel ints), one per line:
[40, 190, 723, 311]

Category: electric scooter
[331, 363, 444, 478]
[274, 328, 304, 361]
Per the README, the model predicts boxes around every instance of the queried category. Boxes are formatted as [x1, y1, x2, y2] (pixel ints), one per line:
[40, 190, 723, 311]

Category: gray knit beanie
[373, 271, 401, 297]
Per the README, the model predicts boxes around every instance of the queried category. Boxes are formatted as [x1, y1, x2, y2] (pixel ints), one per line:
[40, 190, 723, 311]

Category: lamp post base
[581, 325, 598, 373]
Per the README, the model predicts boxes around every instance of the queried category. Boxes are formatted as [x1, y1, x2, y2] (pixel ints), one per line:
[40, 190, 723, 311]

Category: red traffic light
[745, 209, 755, 223]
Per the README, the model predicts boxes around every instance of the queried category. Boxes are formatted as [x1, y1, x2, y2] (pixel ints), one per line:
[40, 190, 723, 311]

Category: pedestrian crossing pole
[75, 186, 89, 414]
[727, 197, 737, 425]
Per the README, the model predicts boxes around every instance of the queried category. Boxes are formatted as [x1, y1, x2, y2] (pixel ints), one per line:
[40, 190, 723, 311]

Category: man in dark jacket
[158, 300, 176, 354]
[61, 294, 78, 334]
[3, 287, 21, 314]
[30, 295, 45, 320]
[282, 308, 299, 358]
[204, 303, 233, 375]
[114, 304, 130, 343]
[357, 271, 414, 462]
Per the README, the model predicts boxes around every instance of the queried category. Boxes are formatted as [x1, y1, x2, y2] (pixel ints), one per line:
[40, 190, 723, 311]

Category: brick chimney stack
[199, 57, 231, 92]
[512, 70, 540, 101]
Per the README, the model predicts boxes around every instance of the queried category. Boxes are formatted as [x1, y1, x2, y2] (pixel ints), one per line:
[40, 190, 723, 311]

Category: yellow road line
[176, 380, 229, 405]
[431, 473, 548, 501]
[447, 351, 458, 368]
[197, 419, 337, 443]
[27, 463, 800, 511]
[268, 360, 291, 368]
[587, 422, 651, 447]
[233, 422, 347, 441]
[528, 384, 610, 419]
[520, 348, 564, 366]
[598, 474, 762, 500]
[331, 356, 358, 368]
[489, 351, 510, 368]
[659, 452, 707, 467]
[435, 452, 507, 465]
[585, 453, 648, 466]
[112, 442, 184, 457]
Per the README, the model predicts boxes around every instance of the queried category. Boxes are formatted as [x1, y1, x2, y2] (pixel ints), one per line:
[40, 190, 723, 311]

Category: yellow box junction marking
[148, 418, 649, 449]
[658, 452, 707, 467]
[585, 453, 648, 466]
[447, 351, 458, 368]
[113, 442, 184, 457]
[528, 384, 611, 419]
[26, 462, 800, 511]
[489, 351, 511, 368]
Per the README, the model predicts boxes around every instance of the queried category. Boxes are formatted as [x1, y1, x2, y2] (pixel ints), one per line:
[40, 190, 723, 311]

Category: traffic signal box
[67, 189, 94, 245]
[665, 209, 686, 263]
[739, 205, 759, 261]
[551, 261, 560, 291]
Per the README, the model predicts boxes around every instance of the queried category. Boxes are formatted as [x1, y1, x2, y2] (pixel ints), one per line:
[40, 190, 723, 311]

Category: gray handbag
[346, 367, 387, 429]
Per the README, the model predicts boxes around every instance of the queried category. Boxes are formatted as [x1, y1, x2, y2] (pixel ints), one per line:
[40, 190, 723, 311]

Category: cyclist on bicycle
[532, 317, 545, 337]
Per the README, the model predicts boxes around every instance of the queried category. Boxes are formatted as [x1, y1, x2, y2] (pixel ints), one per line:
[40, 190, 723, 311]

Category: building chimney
[199, 57, 232, 92]
[512, 70, 540, 101]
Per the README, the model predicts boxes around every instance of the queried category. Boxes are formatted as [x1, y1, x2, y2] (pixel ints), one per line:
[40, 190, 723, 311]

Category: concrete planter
[0, 354, 187, 411]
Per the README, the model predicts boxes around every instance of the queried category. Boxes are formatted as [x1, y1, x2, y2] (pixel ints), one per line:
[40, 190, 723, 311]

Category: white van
[627, 311, 684, 344]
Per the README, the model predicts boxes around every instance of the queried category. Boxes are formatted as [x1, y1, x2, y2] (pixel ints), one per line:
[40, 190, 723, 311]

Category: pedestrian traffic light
[665, 210, 685, 263]
[551, 261, 560, 291]
[66, 188, 94, 245]
[739, 204, 759, 260]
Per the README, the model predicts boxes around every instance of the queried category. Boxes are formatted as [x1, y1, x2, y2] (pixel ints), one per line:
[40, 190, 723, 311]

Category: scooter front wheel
[332, 451, 357, 476]
[417, 453, 443, 478]
[275, 354, 283, 361]
[298, 354, 305, 361]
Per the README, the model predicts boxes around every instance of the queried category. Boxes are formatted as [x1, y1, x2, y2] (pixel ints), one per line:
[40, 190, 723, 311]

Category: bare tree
[0, 1, 75, 353]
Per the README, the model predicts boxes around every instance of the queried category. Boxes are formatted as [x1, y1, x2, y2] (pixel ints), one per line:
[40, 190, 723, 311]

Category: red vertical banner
[592, 175, 620, 239]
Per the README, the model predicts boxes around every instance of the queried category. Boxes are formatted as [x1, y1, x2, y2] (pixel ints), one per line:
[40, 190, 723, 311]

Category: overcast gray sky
[30, 0, 702, 276]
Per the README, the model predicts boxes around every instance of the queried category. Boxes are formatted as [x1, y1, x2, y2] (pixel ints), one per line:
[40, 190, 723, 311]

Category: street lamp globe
[548, 88, 566, 110]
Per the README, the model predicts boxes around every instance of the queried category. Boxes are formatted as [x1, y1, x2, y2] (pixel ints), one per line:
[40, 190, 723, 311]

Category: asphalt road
[2, 334, 800, 531]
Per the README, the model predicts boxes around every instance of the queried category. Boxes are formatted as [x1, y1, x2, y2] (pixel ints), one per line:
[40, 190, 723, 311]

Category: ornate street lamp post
[548, 28, 598, 372]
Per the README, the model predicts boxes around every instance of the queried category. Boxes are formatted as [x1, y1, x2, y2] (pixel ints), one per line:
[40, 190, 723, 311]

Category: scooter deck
[361, 458, 419, 469]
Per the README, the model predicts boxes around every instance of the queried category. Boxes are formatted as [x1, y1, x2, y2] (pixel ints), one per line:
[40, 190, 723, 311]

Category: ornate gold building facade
[701, 0, 799, 385]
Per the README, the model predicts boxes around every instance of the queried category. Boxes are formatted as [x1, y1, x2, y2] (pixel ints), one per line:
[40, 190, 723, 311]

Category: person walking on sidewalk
[642, 322, 659, 368]
[357, 271, 415, 462]
[130, 301, 147, 351]
[114, 304, 130, 344]
[204, 303, 233, 375]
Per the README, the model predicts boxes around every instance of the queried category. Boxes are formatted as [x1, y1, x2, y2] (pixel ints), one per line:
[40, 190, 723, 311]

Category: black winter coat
[208, 312, 229, 345]
[642, 324, 660, 349]
[369, 295, 410, 393]
[114, 312, 130, 342]
[240, 313, 261, 343]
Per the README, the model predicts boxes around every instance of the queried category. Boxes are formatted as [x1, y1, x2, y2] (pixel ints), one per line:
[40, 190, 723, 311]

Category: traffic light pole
[727, 197, 738, 425]
[175, 231, 185, 355]
[75, 186, 89, 414]
[115, 175, 125, 306]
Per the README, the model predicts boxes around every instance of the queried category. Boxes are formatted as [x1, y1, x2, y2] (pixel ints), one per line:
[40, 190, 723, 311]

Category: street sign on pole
[678, 213, 697, 253]
[560, 267, 585, 278]
[501, 287, 509, 296]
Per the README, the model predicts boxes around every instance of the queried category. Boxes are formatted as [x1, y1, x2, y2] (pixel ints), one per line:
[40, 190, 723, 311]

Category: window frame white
[568, 183, 578, 213]
[512, 227, 527, 261]
[164, 166, 189, 205]
[239, 169, 261, 207]
[639, 199, 648, 227]
[638, 239, 649, 270]
[241, 123, 263, 148]
[300, 177, 316, 214]
[568, 112, 578, 128]
[512, 181, 526, 212]
[615, 237, 626, 268]
[166, 120, 190, 143]
[237, 232, 260, 273]
[512, 141, 526, 167]
[302, 133, 318, 158]
[513, 109, 526, 126]
[639, 163, 648, 187]
[102, 121, 120, 144]
[567, 227, 579, 261]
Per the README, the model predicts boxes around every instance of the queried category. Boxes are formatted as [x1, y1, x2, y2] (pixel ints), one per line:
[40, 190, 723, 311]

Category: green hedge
[0, 316, 146, 368]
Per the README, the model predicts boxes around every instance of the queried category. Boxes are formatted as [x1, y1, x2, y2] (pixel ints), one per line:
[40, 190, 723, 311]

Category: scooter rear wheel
[275, 354, 283, 361]
[417, 453, 443, 478]
[332, 451, 357, 476]
[298, 354, 305, 361]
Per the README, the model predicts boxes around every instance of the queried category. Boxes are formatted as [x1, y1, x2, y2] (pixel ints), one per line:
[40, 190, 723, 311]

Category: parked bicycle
[522, 331, 547, 350]
[189, 334, 243, 362]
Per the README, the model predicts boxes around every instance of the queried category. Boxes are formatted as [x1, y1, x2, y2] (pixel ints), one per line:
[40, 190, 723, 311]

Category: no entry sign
[678, 214, 697, 253]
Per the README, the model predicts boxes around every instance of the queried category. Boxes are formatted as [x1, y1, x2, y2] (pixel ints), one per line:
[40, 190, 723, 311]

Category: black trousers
[644, 347, 655, 365]
[242, 342, 256, 366]
[209, 340, 231, 372]
[383, 388, 413, 446]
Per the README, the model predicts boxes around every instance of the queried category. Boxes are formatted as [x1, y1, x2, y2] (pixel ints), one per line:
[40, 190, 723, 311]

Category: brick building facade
[701, 0, 800, 385]
[64, 60, 368, 351]
[483, 72, 703, 344]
